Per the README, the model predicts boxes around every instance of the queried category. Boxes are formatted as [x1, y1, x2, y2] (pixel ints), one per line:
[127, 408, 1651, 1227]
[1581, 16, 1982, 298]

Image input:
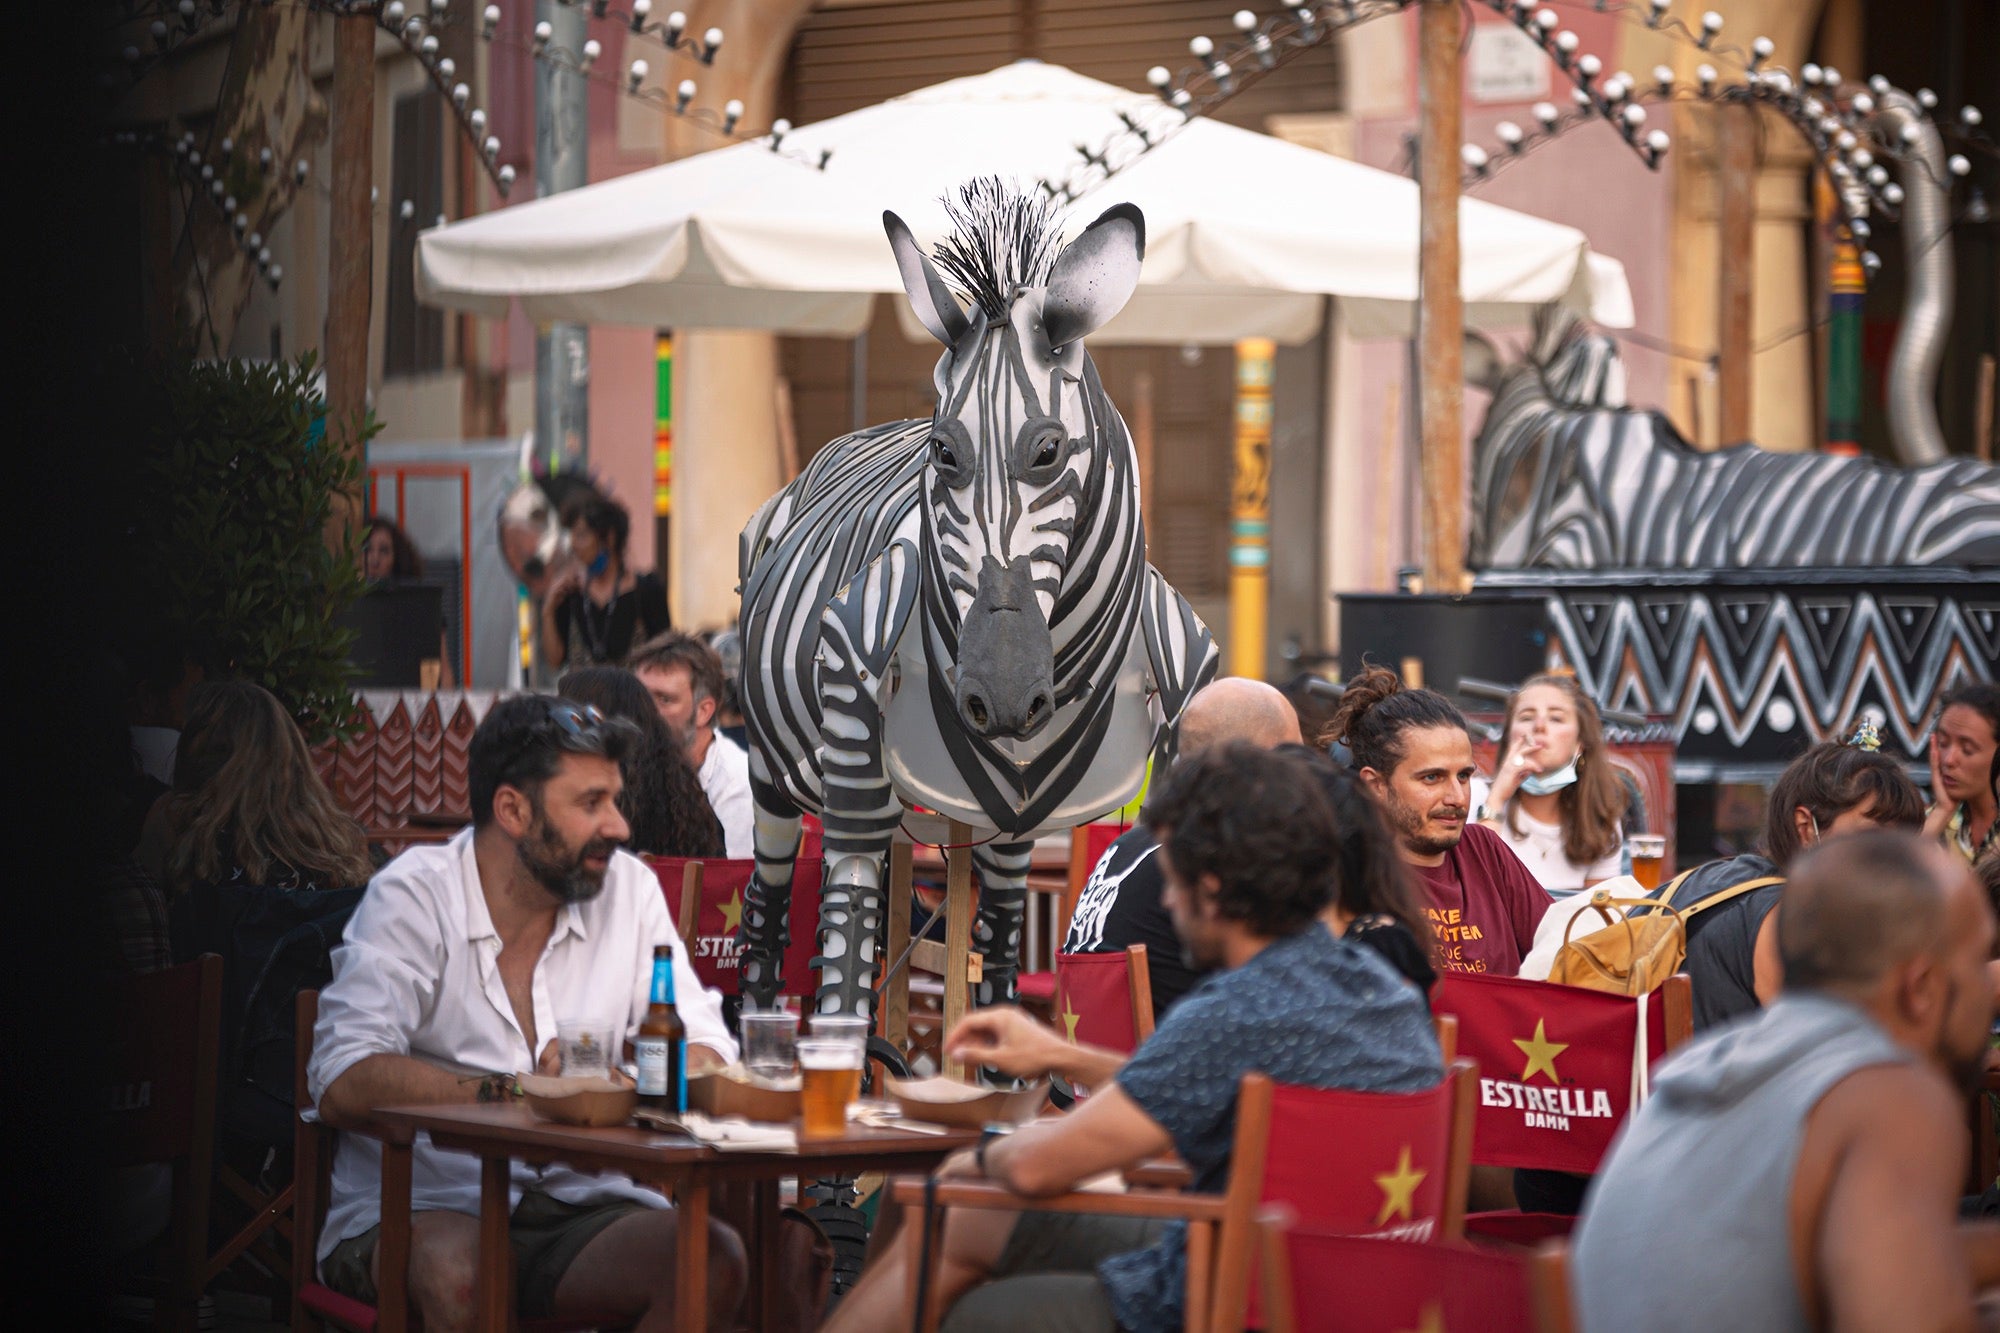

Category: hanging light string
[1451, 1, 1992, 281]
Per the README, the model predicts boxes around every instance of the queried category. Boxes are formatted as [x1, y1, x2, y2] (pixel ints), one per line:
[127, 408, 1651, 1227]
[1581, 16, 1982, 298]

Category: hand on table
[944, 1007, 1068, 1080]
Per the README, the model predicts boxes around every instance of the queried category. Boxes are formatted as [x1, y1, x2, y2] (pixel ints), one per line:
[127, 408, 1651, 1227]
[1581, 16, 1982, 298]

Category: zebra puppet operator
[734, 181, 1217, 1022]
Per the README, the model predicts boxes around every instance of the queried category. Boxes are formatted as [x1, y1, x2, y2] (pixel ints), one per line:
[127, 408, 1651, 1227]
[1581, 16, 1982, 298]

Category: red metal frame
[365, 462, 475, 679]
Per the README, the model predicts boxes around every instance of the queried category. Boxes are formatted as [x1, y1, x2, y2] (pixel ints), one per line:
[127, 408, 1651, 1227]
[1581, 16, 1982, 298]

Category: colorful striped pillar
[1826, 244, 1864, 456]
[1230, 338, 1276, 680]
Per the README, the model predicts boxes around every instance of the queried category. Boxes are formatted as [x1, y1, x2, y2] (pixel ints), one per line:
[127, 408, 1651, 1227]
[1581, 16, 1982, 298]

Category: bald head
[1176, 677, 1302, 762]
[1780, 831, 1965, 996]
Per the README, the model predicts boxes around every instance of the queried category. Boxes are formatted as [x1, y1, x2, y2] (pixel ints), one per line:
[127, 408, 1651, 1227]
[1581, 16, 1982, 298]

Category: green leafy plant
[125, 354, 373, 743]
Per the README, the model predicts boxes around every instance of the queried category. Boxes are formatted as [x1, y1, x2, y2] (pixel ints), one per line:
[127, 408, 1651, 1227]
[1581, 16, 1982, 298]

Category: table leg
[676, 1179, 711, 1333]
[476, 1156, 512, 1332]
[378, 1137, 413, 1333]
[749, 1180, 780, 1333]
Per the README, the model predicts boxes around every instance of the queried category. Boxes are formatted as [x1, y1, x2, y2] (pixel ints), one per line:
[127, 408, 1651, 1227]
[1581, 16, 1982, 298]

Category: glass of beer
[797, 1037, 863, 1139]
[1627, 835, 1668, 892]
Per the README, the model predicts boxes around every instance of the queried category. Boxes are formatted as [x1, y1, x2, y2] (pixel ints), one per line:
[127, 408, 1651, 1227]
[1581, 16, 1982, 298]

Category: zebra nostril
[1025, 694, 1049, 725]
[966, 695, 990, 730]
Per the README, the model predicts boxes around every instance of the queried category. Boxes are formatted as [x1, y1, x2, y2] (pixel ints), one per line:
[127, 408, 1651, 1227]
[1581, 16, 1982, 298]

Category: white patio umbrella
[418, 60, 1632, 343]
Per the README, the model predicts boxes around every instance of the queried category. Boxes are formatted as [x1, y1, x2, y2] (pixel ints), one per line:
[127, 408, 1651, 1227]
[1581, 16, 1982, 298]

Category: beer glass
[797, 1037, 863, 1139]
[1627, 835, 1668, 892]
[557, 1018, 618, 1079]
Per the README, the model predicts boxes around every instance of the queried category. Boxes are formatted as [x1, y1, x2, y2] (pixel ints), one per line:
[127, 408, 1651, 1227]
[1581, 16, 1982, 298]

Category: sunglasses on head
[499, 696, 616, 773]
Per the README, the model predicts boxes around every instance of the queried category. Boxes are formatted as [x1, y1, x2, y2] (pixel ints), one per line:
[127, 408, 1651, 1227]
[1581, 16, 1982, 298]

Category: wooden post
[941, 820, 976, 1081]
[1716, 102, 1757, 446]
[324, 10, 375, 538]
[1416, 0, 1467, 594]
[883, 838, 913, 1054]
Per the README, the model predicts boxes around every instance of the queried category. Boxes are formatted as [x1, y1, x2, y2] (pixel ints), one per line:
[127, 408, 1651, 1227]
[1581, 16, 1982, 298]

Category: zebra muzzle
[954, 554, 1056, 742]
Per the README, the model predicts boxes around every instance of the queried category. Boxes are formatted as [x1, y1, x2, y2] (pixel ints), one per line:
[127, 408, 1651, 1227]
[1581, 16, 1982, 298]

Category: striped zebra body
[734, 186, 1217, 1019]
[1470, 309, 2000, 571]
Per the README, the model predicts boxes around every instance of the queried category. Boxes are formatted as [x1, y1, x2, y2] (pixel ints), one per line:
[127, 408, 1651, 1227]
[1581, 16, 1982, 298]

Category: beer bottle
[635, 944, 687, 1115]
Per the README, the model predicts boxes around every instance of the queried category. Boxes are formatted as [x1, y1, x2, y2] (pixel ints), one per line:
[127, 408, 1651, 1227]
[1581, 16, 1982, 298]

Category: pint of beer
[1627, 834, 1668, 892]
[798, 1037, 863, 1139]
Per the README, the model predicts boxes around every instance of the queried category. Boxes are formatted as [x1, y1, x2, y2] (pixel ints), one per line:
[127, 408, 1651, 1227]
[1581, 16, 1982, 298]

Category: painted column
[1824, 233, 1865, 456]
[534, 0, 589, 469]
[1230, 338, 1275, 680]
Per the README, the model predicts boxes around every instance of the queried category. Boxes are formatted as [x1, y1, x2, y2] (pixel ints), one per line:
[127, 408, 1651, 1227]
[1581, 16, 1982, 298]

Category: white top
[307, 830, 736, 1261]
[131, 725, 178, 785]
[699, 733, 756, 859]
[1473, 778, 1622, 900]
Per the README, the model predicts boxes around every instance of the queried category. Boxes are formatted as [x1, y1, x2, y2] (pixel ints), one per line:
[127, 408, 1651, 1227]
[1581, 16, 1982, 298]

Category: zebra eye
[932, 438, 957, 471]
[1032, 439, 1060, 469]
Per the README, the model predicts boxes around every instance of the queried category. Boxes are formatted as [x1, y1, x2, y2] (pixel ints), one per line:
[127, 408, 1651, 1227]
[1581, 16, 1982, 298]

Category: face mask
[587, 550, 611, 577]
[1520, 755, 1580, 796]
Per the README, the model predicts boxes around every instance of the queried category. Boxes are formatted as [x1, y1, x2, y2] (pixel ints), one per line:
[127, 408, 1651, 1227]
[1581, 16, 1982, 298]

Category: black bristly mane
[932, 178, 1064, 320]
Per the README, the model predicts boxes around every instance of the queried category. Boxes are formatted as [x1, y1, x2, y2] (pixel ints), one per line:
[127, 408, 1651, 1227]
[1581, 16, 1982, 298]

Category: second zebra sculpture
[734, 182, 1218, 1020]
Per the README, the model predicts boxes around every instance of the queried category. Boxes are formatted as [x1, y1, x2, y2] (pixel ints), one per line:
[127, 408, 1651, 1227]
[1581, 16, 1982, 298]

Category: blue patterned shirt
[1100, 923, 1441, 1331]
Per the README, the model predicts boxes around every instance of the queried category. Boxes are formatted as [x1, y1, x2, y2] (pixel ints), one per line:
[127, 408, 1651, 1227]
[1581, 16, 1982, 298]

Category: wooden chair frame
[1055, 943, 1157, 1056]
[1254, 1206, 1573, 1333]
[892, 1060, 1478, 1333]
[116, 954, 223, 1333]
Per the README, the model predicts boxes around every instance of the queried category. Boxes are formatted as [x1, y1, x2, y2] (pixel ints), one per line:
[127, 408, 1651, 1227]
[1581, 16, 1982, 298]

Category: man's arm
[945, 1008, 1128, 1091]
[1814, 1063, 1976, 1333]
[319, 1053, 487, 1129]
[980, 1082, 1175, 1198]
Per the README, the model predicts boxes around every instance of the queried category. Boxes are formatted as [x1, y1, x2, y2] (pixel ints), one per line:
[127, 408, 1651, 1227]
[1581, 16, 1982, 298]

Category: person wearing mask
[1923, 682, 1999, 865]
[541, 492, 670, 670]
[1475, 672, 1625, 899]
[1327, 666, 1549, 977]
[556, 666, 725, 858]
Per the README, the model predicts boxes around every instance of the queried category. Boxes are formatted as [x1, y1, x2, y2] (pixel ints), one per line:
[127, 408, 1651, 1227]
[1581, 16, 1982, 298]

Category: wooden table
[373, 1103, 978, 1333]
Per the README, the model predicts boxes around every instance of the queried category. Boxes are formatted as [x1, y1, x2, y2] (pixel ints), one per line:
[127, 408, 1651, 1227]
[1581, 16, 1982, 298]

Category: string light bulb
[469, 108, 487, 133]
[452, 82, 469, 107]
[1532, 100, 1559, 130]
[626, 58, 648, 93]
[482, 4, 500, 39]
[580, 39, 600, 66]
[1698, 11, 1722, 49]
[702, 28, 723, 61]
[436, 57, 455, 81]
[1696, 63, 1717, 95]
[384, 1, 405, 23]
[1233, 9, 1256, 32]
[533, 20, 552, 52]
[631, 0, 650, 26]
[675, 78, 696, 114]
[1653, 65, 1675, 96]
[723, 99, 744, 134]
[1749, 36, 1773, 68]
[769, 116, 791, 147]
[1948, 154, 1971, 177]
[666, 10, 685, 44]
[1495, 120, 1524, 150]
[1963, 106, 1984, 127]
[497, 164, 516, 193]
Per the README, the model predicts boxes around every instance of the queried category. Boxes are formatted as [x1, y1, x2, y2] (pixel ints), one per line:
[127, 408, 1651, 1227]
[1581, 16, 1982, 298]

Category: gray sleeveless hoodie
[1571, 993, 1911, 1332]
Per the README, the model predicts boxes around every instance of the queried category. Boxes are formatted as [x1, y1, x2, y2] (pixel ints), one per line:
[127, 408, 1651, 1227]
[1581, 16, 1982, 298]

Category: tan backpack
[1547, 868, 1785, 996]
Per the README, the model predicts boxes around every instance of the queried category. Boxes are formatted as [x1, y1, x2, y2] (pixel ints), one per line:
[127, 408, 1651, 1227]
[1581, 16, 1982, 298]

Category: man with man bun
[1328, 665, 1548, 976]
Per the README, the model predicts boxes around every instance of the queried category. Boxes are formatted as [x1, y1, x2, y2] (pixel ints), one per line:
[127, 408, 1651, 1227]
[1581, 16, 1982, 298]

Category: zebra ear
[1043, 203, 1145, 350]
[883, 211, 969, 347]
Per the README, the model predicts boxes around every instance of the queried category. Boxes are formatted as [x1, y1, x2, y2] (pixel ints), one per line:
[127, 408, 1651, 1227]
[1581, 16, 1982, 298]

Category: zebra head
[884, 184, 1145, 742]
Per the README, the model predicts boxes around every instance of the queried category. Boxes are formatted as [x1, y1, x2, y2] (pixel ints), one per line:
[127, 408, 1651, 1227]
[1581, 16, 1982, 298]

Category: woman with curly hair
[557, 666, 725, 857]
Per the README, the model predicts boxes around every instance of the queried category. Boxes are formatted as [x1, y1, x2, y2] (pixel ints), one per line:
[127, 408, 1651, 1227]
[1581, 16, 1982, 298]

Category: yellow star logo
[718, 888, 743, 934]
[1060, 996, 1081, 1043]
[1394, 1301, 1445, 1333]
[1373, 1144, 1427, 1226]
[1514, 1018, 1569, 1084]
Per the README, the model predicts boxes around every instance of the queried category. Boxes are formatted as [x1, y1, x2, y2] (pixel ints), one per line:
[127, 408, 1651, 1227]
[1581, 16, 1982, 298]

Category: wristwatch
[974, 1123, 1015, 1176]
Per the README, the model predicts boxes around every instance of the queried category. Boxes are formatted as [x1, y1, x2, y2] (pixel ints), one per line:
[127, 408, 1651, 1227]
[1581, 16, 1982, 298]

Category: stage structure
[1468, 310, 2000, 781]
[733, 184, 1217, 1020]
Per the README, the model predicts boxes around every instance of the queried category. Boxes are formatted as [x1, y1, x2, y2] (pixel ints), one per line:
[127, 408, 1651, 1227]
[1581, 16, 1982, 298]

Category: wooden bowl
[689, 1067, 802, 1123]
[518, 1074, 639, 1127]
[886, 1075, 1049, 1129]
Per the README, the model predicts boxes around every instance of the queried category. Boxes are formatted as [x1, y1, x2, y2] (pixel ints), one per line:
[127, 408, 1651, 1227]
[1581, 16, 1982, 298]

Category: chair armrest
[1122, 1157, 1193, 1191]
[887, 1174, 1225, 1223]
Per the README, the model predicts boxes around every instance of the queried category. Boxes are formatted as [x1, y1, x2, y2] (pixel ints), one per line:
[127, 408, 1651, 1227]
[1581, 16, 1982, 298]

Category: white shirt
[307, 829, 736, 1261]
[698, 733, 756, 859]
[131, 725, 178, 785]
[1472, 778, 1621, 900]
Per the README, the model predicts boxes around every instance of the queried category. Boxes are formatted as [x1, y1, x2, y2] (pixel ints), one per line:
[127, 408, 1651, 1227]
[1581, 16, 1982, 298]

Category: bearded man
[1328, 665, 1549, 976]
[310, 696, 744, 1331]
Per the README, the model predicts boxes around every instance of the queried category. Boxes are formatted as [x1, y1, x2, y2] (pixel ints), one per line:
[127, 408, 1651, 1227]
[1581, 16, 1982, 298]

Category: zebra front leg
[735, 749, 802, 1012]
[971, 839, 1036, 1007]
[813, 540, 918, 1022]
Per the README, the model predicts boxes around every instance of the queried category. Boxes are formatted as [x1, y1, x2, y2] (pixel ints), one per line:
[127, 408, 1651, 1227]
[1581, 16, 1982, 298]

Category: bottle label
[650, 955, 676, 1006]
[635, 1036, 670, 1096]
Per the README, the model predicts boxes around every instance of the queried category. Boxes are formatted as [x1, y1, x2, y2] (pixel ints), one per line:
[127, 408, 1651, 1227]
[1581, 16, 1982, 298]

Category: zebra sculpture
[734, 182, 1218, 1020]
[1467, 307, 2000, 571]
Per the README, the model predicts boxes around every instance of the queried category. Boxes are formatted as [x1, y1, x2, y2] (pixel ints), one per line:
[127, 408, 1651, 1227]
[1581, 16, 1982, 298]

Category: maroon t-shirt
[1412, 823, 1550, 977]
